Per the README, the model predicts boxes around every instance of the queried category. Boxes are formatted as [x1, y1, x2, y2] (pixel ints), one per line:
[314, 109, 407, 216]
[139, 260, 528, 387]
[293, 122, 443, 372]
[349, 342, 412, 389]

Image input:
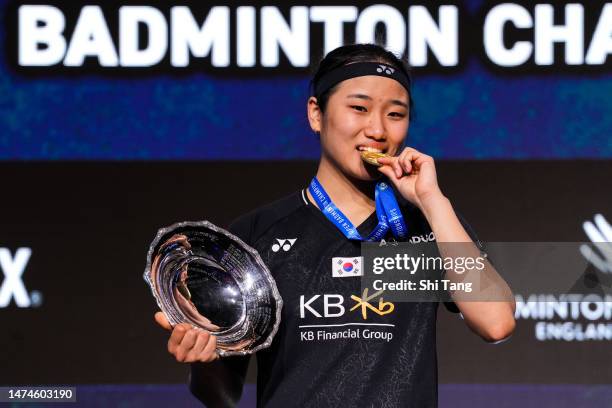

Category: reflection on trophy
[144, 221, 282, 356]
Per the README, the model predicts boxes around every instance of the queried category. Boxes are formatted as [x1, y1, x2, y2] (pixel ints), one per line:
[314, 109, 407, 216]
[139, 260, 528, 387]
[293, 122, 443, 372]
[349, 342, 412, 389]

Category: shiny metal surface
[144, 221, 282, 356]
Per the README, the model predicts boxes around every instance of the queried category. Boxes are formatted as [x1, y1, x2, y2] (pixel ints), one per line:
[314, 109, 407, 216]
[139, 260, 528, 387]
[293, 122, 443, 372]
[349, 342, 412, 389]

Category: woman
[155, 43, 516, 407]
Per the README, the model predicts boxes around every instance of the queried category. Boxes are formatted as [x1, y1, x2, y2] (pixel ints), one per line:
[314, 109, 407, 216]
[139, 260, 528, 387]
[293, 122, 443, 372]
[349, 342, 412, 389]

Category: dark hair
[310, 43, 414, 117]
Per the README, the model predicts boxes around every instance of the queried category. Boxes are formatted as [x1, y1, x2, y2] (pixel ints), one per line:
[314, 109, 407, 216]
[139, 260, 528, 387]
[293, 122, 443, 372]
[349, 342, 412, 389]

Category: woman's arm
[420, 192, 516, 343]
[377, 149, 516, 343]
[155, 312, 250, 406]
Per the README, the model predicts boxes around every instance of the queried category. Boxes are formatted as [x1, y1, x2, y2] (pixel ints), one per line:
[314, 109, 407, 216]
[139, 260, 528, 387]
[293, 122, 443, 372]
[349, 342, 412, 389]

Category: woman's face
[308, 75, 410, 181]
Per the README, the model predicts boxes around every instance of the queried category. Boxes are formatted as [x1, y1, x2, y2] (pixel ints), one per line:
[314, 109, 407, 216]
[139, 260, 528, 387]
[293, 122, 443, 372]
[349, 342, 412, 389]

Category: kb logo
[300, 289, 394, 319]
[0, 247, 42, 308]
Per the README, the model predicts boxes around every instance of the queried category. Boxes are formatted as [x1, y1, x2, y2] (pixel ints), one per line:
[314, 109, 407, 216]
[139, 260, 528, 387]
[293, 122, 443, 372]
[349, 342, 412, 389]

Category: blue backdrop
[1, 0, 610, 160]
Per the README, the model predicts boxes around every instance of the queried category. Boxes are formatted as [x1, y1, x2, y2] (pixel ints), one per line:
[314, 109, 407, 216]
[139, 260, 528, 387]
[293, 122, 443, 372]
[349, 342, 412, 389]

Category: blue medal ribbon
[308, 177, 408, 241]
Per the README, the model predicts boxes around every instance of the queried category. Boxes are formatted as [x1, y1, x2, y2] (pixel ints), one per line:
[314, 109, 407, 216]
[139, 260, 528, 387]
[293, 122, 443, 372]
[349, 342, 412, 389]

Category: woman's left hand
[376, 147, 444, 211]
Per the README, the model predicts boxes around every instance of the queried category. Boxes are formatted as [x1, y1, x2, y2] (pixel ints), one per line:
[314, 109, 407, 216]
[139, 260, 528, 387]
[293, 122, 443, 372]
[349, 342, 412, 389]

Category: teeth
[358, 146, 383, 153]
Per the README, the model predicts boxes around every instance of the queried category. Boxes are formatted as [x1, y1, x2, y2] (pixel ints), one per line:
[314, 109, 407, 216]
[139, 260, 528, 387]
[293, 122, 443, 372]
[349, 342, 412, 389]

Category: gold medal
[360, 151, 388, 166]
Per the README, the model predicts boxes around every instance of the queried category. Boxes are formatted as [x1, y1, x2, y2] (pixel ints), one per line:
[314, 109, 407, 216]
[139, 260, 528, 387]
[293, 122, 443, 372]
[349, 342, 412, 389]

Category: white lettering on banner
[310, 6, 358, 55]
[18, 5, 66, 66]
[535, 322, 612, 341]
[63, 6, 119, 67]
[484, 3, 611, 66]
[0, 248, 34, 308]
[515, 294, 612, 342]
[534, 4, 584, 65]
[16, 4, 611, 68]
[261, 6, 309, 67]
[484, 4, 533, 67]
[237, 7, 256, 67]
[487, 3, 587, 65]
[171, 6, 229, 67]
[586, 4, 612, 64]
[515, 294, 612, 321]
[355, 5, 406, 57]
[119, 6, 168, 67]
[409, 5, 458, 67]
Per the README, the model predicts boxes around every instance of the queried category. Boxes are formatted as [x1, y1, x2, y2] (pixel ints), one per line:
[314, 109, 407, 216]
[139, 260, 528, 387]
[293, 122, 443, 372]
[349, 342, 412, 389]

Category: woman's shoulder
[227, 190, 306, 245]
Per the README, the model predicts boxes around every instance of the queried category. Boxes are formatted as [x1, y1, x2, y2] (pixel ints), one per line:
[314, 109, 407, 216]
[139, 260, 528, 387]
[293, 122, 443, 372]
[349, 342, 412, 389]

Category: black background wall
[1, 160, 610, 385]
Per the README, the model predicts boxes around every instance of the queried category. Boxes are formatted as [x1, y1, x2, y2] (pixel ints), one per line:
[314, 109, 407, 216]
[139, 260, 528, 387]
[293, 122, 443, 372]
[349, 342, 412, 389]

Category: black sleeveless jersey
[228, 189, 477, 408]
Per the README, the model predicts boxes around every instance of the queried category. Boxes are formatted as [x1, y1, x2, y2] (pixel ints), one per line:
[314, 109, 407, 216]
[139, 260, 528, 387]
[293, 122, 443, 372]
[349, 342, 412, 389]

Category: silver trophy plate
[144, 221, 282, 356]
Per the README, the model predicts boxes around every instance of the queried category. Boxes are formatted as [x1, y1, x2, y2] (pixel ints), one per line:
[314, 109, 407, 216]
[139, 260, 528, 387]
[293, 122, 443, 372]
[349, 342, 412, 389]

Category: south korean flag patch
[332, 257, 363, 277]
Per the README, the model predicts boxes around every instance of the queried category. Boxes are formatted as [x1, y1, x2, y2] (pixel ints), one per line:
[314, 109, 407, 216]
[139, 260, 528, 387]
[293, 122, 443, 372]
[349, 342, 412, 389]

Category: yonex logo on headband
[377, 65, 395, 75]
[314, 61, 411, 97]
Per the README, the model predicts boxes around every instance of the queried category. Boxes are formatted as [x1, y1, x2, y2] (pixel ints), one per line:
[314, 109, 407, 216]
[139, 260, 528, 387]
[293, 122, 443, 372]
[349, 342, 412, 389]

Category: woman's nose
[364, 114, 385, 139]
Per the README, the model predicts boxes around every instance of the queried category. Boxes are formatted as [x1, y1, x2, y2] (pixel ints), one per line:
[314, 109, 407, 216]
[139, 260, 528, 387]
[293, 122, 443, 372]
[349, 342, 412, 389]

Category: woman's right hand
[154, 312, 219, 363]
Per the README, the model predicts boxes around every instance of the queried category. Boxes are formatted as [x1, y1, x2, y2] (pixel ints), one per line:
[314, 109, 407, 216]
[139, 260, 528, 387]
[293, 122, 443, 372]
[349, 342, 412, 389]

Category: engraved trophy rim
[143, 220, 283, 356]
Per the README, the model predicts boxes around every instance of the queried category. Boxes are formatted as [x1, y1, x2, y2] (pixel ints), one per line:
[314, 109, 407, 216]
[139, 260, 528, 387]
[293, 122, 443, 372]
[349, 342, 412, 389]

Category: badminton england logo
[580, 214, 612, 274]
[514, 213, 612, 342]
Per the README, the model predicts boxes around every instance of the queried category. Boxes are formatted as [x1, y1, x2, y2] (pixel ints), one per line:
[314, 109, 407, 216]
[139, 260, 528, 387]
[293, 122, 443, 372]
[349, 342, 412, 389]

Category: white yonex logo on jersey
[376, 64, 395, 75]
[332, 257, 363, 277]
[0, 247, 35, 308]
[580, 214, 612, 274]
[272, 238, 297, 253]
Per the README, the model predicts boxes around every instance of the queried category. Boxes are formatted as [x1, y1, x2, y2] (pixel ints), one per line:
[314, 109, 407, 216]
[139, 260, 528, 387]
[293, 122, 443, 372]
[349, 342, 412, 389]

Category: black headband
[313, 62, 411, 97]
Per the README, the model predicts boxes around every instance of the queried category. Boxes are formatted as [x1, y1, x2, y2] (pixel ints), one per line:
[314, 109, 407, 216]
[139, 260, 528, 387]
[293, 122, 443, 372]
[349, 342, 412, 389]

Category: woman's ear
[307, 96, 321, 134]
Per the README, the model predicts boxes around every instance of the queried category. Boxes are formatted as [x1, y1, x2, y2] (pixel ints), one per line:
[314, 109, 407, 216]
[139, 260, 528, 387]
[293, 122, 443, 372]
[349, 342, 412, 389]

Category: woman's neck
[306, 156, 377, 226]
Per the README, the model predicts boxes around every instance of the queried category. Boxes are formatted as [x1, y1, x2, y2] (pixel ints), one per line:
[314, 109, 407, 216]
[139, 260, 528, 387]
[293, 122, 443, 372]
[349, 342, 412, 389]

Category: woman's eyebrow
[346, 94, 408, 109]
[390, 99, 409, 109]
[346, 93, 371, 101]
